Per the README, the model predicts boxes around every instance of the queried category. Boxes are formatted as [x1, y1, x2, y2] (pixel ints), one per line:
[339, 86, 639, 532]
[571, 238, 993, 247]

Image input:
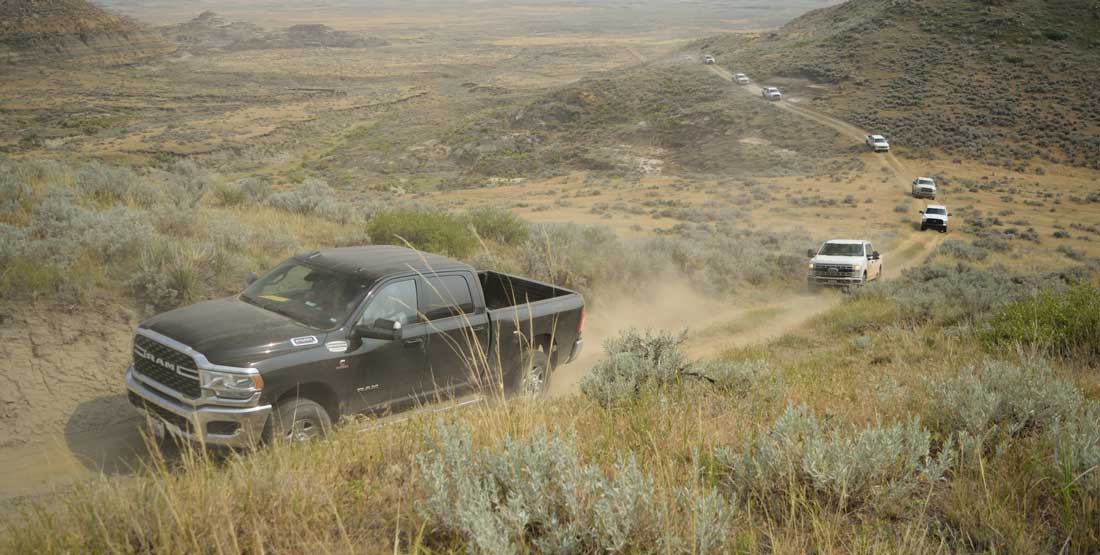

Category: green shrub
[1042, 29, 1070, 41]
[212, 177, 271, 206]
[923, 360, 1083, 454]
[715, 406, 953, 514]
[981, 284, 1100, 361]
[367, 209, 476, 258]
[467, 206, 529, 246]
[131, 240, 215, 311]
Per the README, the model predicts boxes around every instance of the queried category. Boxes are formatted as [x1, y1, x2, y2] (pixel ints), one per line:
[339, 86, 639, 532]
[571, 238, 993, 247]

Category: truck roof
[926, 204, 947, 210]
[869, 135, 886, 140]
[295, 245, 472, 282]
[822, 239, 867, 245]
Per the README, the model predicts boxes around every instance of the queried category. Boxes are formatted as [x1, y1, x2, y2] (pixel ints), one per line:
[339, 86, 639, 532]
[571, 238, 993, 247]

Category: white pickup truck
[912, 177, 937, 199]
[761, 86, 782, 101]
[703, 55, 715, 65]
[807, 239, 883, 288]
[865, 135, 890, 152]
[920, 205, 949, 233]
[733, 73, 750, 85]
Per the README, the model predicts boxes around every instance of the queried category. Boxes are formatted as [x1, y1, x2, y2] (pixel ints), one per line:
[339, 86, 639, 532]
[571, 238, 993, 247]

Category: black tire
[938, 228, 947, 234]
[513, 350, 550, 398]
[920, 224, 926, 231]
[267, 397, 331, 444]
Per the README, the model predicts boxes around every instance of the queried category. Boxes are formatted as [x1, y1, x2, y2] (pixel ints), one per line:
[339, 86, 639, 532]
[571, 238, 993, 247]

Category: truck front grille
[814, 264, 856, 277]
[133, 334, 201, 399]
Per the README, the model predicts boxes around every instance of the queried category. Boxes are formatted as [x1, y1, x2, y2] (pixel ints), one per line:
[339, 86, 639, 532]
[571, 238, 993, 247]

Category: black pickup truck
[125, 245, 585, 445]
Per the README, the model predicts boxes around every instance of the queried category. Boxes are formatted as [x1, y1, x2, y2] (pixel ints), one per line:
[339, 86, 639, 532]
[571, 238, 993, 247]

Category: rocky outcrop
[159, 11, 389, 53]
[0, 0, 174, 64]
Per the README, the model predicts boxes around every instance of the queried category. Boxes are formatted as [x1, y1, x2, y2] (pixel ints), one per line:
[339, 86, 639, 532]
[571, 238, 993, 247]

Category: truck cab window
[421, 275, 474, 321]
[360, 280, 418, 326]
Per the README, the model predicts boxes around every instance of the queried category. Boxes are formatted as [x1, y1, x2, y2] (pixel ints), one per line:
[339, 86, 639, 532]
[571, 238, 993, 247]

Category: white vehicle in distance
[703, 55, 715, 65]
[912, 176, 937, 199]
[865, 134, 890, 152]
[806, 239, 883, 288]
[733, 73, 750, 85]
[761, 86, 782, 101]
[920, 205, 949, 233]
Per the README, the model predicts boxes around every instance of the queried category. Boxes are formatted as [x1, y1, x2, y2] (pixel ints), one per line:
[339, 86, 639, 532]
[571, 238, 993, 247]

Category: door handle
[471, 325, 487, 332]
[403, 337, 423, 347]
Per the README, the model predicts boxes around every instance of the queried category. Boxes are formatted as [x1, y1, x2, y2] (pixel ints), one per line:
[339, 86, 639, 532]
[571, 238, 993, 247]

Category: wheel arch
[274, 382, 340, 422]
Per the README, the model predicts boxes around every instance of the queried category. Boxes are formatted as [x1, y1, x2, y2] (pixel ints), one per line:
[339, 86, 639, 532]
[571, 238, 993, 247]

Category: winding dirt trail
[546, 61, 946, 391]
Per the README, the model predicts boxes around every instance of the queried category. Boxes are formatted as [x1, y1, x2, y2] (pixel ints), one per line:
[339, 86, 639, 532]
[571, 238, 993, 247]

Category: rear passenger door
[420, 273, 490, 399]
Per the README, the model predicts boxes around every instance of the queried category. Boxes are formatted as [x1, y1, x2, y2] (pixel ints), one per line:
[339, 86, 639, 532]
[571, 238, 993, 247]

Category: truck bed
[479, 271, 574, 310]
[478, 271, 584, 387]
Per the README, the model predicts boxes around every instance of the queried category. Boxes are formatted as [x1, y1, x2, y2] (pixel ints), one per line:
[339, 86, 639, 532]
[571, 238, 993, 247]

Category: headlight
[808, 263, 815, 269]
[201, 370, 263, 400]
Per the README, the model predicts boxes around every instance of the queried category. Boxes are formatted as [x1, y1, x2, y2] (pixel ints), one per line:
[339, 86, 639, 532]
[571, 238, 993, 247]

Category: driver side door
[865, 243, 882, 279]
[343, 278, 430, 414]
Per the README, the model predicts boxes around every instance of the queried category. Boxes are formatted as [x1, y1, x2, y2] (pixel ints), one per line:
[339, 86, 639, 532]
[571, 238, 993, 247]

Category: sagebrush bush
[417, 422, 717, 554]
[368, 209, 476, 258]
[981, 284, 1100, 362]
[265, 178, 358, 223]
[1051, 402, 1100, 496]
[691, 358, 771, 392]
[716, 406, 953, 514]
[935, 239, 989, 262]
[856, 262, 1088, 325]
[923, 360, 1083, 454]
[580, 329, 689, 405]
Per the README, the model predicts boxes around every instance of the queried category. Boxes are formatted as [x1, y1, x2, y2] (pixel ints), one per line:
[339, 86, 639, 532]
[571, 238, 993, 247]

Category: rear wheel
[267, 398, 331, 444]
[514, 350, 550, 398]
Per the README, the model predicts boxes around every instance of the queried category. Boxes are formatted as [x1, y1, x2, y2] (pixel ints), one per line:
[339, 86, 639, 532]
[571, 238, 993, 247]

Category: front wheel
[267, 397, 331, 444]
[939, 228, 947, 234]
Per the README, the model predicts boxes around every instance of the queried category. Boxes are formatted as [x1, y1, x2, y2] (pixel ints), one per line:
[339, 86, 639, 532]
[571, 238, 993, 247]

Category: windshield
[874, 138, 887, 143]
[818, 243, 864, 256]
[240, 260, 372, 330]
[926, 208, 946, 215]
[917, 178, 934, 185]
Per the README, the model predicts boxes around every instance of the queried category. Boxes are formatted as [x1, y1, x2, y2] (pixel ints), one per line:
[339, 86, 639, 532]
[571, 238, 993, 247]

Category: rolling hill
[0, 0, 174, 63]
[698, 0, 1100, 170]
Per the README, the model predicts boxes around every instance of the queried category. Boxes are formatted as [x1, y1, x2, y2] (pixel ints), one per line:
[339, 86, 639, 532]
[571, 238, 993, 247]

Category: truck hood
[141, 297, 329, 367]
[923, 215, 947, 222]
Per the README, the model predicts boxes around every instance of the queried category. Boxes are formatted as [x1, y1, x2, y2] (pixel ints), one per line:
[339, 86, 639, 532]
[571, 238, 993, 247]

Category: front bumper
[809, 275, 865, 286]
[913, 192, 936, 198]
[922, 220, 947, 231]
[126, 366, 271, 447]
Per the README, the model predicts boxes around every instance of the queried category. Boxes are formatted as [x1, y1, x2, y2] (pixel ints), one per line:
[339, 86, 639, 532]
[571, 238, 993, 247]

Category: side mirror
[245, 272, 258, 286]
[806, 248, 815, 258]
[919, 210, 924, 214]
[354, 318, 403, 341]
[871, 251, 881, 260]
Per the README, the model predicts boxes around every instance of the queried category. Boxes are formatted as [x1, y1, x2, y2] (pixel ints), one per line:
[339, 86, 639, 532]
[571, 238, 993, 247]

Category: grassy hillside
[697, 0, 1100, 170]
[3, 255, 1097, 554]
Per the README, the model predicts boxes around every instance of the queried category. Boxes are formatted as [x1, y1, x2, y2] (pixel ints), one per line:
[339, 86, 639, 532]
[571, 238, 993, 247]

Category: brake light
[578, 307, 585, 336]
